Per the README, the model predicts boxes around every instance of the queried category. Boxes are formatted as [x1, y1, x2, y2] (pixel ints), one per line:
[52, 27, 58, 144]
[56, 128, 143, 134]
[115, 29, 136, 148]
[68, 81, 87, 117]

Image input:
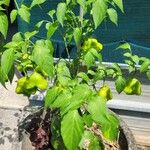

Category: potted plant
[0, 0, 150, 149]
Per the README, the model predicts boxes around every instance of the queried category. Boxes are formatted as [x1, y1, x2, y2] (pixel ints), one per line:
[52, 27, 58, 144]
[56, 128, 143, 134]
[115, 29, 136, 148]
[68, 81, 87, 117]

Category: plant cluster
[0, 0, 150, 149]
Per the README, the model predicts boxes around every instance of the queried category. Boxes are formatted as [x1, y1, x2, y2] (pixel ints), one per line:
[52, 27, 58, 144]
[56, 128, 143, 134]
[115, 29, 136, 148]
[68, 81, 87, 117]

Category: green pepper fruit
[25, 87, 37, 96]
[124, 78, 141, 95]
[82, 38, 103, 52]
[27, 71, 48, 90]
[15, 77, 27, 94]
[25, 77, 35, 90]
[16, 76, 38, 96]
[98, 85, 113, 101]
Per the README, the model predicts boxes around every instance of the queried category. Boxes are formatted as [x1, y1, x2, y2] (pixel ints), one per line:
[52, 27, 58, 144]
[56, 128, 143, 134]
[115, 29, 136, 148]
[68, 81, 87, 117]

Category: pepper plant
[0, 0, 150, 149]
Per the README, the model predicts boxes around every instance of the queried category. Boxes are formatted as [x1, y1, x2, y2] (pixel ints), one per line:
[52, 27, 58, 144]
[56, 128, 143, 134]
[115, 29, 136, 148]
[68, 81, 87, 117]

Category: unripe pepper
[98, 85, 113, 101]
[15, 77, 27, 94]
[27, 71, 48, 90]
[124, 78, 141, 95]
[82, 38, 103, 52]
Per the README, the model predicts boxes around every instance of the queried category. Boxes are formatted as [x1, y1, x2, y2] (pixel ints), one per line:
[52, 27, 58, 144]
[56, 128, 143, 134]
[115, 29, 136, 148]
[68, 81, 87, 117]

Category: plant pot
[12, 107, 138, 150]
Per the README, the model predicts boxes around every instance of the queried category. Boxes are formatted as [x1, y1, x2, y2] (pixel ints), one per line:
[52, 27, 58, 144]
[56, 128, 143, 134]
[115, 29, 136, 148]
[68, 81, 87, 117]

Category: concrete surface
[0, 76, 29, 109]
[0, 108, 22, 150]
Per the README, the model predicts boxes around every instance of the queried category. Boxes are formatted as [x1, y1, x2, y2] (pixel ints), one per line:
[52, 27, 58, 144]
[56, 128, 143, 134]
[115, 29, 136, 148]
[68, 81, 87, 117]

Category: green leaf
[94, 70, 105, 81]
[0, 6, 5, 11]
[140, 57, 149, 62]
[82, 114, 93, 127]
[140, 60, 150, 73]
[18, 5, 30, 23]
[88, 96, 119, 141]
[51, 91, 71, 109]
[74, 28, 82, 47]
[8, 64, 15, 83]
[47, 10, 56, 19]
[66, 0, 71, 5]
[44, 87, 60, 108]
[57, 61, 71, 86]
[128, 65, 136, 73]
[32, 40, 54, 77]
[146, 70, 150, 80]
[92, 0, 107, 28]
[115, 76, 126, 93]
[51, 117, 65, 150]
[123, 52, 132, 58]
[132, 55, 139, 64]
[10, 9, 18, 23]
[12, 32, 23, 42]
[46, 22, 59, 39]
[1, 49, 14, 77]
[124, 60, 133, 66]
[31, 0, 46, 8]
[89, 136, 103, 150]
[0, 0, 10, 6]
[106, 69, 115, 76]
[107, 8, 118, 25]
[101, 113, 119, 141]
[113, 0, 124, 12]
[62, 84, 92, 114]
[24, 30, 38, 40]
[61, 110, 84, 150]
[112, 63, 122, 75]
[84, 51, 95, 68]
[56, 3, 67, 26]
[5, 0, 10, 6]
[77, 0, 87, 12]
[87, 70, 96, 76]
[88, 96, 108, 125]
[90, 48, 102, 62]
[117, 43, 131, 51]
[35, 21, 44, 29]
[0, 67, 6, 87]
[77, 72, 90, 82]
[0, 12, 8, 39]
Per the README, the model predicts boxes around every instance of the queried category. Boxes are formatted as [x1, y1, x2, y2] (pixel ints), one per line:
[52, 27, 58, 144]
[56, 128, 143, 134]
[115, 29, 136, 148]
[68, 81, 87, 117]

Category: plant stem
[80, 6, 84, 28]
[63, 37, 71, 61]
[14, 0, 19, 10]
[73, 6, 84, 76]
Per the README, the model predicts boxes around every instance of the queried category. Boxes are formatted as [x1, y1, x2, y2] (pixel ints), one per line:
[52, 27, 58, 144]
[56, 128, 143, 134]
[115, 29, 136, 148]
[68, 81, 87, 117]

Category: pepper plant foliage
[0, 0, 150, 149]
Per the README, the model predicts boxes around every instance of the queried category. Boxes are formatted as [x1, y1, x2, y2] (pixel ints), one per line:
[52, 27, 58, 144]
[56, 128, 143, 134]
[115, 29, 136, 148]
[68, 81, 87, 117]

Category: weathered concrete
[0, 108, 22, 150]
[0, 76, 29, 109]
[0, 76, 29, 150]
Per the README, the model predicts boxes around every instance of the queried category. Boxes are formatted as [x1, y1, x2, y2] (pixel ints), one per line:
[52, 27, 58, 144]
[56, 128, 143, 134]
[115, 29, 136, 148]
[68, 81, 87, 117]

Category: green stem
[80, 6, 84, 28]
[14, 0, 19, 10]
[63, 37, 70, 61]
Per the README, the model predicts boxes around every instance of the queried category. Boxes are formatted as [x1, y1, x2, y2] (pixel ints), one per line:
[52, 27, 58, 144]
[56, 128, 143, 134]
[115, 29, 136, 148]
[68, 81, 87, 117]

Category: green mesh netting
[17, 0, 150, 63]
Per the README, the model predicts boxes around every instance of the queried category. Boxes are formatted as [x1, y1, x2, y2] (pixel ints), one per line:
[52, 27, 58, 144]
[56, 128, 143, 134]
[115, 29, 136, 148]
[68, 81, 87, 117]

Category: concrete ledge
[107, 100, 150, 113]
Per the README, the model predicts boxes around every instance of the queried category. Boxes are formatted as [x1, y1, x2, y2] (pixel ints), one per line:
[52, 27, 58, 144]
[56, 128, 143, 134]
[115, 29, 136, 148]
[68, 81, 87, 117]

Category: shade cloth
[17, 0, 150, 63]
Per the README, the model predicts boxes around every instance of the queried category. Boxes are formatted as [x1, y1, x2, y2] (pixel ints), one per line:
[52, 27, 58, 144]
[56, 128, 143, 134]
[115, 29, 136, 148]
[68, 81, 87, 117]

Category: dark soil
[19, 109, 54, 150]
